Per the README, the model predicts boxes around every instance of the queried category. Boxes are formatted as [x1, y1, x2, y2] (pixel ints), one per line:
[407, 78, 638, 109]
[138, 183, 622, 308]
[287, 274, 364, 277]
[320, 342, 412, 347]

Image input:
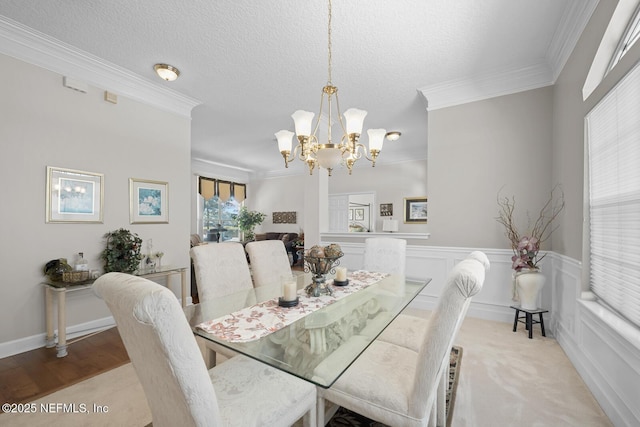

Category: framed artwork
[404, 197, 428, 223]
[380, 203, 393, 217]
[46, 166, 104, 223]
[273, 211, 297, 224]
[354, 208, 365, 221]
[130, 178, 169, 224]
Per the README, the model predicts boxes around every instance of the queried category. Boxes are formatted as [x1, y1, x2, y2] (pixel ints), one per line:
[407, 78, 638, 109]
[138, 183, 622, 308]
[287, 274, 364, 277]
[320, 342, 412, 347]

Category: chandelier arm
[333, 91, 348, 140]
[311, 89, 326, 138]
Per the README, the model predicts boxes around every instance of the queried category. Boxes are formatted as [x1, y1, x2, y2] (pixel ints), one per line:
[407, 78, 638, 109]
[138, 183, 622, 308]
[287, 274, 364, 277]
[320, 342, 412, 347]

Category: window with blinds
[197, 177, 247, 242]
[586, 60, 640, 328]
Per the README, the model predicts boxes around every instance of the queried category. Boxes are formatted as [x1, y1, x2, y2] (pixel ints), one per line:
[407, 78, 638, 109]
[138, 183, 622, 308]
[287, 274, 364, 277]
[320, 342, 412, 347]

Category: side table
[44, 266, 187, 357]
[510, 305, 548, 339]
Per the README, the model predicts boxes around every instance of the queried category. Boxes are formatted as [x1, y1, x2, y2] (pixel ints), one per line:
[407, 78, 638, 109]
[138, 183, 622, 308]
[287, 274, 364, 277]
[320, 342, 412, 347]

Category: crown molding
[0, 16, 201, 118]
[418, 62, 554, 111]
[547, 0, 600, 81]
[419, 0, 599, 111]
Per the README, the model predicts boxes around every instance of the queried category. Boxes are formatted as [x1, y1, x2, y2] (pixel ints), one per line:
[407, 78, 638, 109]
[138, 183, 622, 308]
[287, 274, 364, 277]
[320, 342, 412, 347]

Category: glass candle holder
[282, 275, 297, 302]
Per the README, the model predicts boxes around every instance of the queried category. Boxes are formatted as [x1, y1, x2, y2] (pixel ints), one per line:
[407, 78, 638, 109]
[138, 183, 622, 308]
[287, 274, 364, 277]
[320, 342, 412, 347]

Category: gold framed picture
[404, 197, 427, 223]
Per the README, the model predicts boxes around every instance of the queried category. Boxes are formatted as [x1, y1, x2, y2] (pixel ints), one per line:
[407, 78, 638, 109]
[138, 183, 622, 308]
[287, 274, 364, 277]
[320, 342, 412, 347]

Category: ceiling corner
[0, 15, 202, 118]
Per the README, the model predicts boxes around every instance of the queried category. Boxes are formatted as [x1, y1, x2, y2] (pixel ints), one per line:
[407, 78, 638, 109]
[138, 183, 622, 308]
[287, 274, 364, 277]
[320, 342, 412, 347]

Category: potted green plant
[233, 207, 266, 241]
[101, 228, 144, 273]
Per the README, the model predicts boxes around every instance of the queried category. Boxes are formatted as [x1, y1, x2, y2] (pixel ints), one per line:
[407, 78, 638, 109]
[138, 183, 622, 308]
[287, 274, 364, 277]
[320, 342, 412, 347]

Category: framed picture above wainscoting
[404, 197, 427, 223]
[380, 203, 393, 217]
[46, 166, 104, 223]
[130, 178, 169, 224]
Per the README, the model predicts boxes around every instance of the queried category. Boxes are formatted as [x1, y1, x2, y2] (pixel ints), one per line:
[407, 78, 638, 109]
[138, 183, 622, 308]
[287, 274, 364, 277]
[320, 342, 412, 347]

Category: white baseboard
[0, 316, 115, 359]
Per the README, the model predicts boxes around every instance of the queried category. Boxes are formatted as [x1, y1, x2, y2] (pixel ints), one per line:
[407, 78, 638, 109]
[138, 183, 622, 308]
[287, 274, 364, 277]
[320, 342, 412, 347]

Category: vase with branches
[496, 185, 565, 307]
[496, 185, 565, 271]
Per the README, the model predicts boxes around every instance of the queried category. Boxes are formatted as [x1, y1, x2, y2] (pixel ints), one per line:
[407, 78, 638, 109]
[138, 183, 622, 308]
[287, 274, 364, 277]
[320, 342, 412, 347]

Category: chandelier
[274, 0, 398, 176]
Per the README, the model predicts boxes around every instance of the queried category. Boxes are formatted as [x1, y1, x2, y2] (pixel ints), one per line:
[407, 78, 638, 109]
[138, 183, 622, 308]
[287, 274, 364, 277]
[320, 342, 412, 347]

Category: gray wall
[427, 86, 554, 249]
[0, 53, 192, 348]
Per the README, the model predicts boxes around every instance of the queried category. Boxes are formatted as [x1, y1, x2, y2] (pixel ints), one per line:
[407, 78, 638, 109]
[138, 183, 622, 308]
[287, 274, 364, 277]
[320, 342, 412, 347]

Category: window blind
[586, 61, 640, 328]
[197, 177, 246, 202]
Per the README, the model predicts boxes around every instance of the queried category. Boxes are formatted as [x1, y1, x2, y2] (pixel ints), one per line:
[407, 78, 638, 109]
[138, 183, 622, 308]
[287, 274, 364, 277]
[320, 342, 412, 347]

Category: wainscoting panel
[549, 254, 640, 427]
[323, 241, 528, 324]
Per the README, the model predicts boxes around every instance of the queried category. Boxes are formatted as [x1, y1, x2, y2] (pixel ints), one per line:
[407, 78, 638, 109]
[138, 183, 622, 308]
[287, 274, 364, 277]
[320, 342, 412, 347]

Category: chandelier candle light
[275, 0, 398, 176]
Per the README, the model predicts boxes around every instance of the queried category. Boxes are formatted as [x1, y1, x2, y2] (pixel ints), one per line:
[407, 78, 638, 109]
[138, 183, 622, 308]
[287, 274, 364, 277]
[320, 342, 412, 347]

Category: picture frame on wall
[46, 166, 104, 223]
[130, 178, 169, 224]
[380, 203, 393, 216]
[404, 197, 427, 223]
[354, 208, 365, 221]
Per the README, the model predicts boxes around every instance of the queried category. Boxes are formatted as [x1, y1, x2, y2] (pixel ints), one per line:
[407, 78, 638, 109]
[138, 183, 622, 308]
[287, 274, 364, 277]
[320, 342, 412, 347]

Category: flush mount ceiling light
[385, 131, 401, 141]
[153, 63, 180, 81]
[274, 0, 395, 176]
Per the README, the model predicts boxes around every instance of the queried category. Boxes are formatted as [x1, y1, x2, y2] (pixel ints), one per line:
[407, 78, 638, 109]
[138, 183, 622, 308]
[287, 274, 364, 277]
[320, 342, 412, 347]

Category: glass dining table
[184, 271, 430, 388]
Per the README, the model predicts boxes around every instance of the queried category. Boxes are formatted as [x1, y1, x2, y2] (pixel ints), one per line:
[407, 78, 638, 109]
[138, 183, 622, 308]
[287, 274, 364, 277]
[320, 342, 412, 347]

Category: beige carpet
[0, 363, 150, 427]
[0, 314, 614, 427]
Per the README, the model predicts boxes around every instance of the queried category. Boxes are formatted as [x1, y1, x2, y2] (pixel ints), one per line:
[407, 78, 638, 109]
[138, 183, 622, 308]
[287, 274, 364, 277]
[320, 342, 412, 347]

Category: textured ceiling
[0, 0, 597, 176]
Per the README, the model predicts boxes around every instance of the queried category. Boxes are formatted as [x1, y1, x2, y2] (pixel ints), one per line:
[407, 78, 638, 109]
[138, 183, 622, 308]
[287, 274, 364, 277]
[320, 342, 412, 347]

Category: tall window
[586, 60, 640, 328]
[609, 6, 640, 72]
[198, 177, 246, 242]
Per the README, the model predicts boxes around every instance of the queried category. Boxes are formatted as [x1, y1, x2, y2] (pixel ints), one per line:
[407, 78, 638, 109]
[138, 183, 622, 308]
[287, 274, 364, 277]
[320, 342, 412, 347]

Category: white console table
[43, 266, 187, 357]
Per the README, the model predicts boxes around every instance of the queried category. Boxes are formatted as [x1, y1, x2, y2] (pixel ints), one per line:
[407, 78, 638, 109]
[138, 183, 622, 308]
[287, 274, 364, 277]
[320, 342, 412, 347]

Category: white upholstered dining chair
[190, 242, 254, 301]
[245, 240, 293, 288]
[94, 273, 316, 427]
[190, 242, 255, 366]
[317, 252, 488, 427]
[377, 251, 491, 352]
[362, 237, 407, 276]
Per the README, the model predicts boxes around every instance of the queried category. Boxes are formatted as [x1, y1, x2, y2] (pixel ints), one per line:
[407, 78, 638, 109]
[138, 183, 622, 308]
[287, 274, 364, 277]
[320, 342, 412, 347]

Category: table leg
[56, 289, 68, 357]
[512, 309, 520, 332]
[45, 287, 55, 348]
[180, 269, 187, 308]
[526, 313, 533, 339]
[539, 312, 546, 337]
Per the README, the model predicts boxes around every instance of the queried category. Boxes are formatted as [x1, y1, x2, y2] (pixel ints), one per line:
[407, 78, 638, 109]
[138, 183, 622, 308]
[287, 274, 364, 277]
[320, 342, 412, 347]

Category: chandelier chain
[327, 0, 332, 85]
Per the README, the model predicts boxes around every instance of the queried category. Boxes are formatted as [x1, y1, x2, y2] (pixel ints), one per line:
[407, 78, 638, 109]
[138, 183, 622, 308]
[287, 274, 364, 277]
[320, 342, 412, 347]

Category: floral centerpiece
[496, 185, 565, 272]
[232, 207, 266, 241]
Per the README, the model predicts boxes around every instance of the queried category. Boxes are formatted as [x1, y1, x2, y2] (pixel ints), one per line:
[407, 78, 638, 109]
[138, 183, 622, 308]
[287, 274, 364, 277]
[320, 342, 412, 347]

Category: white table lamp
[382, 218, 399, 232]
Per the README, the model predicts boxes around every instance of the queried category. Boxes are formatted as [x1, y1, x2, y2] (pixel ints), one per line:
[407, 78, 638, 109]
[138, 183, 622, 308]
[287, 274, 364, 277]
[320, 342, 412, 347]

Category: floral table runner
[196, 270, 389, 343]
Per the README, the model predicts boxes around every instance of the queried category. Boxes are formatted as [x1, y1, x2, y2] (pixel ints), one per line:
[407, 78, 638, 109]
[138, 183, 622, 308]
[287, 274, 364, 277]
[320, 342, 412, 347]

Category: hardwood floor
[1, 265, 305, 407]
[0, 327, 129, 406]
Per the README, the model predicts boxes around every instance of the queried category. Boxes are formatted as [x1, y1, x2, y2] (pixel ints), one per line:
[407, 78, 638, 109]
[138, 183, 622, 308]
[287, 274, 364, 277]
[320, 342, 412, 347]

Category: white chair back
[245, 240, 292, 287]
[190, 242, 253, 302]
[409, 251, 488, 419]
[93, 273, 222, 427]
[362, 237, 407, 276]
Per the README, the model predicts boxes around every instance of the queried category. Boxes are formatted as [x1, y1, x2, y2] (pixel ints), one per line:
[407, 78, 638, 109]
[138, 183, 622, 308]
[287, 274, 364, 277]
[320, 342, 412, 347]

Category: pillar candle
[336, 267, 347, 282]
[283, 280, 297, 301]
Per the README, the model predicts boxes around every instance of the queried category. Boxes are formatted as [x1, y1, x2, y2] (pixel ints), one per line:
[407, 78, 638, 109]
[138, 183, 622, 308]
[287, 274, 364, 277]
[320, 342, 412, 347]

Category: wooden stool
[510, 306, 548, 339]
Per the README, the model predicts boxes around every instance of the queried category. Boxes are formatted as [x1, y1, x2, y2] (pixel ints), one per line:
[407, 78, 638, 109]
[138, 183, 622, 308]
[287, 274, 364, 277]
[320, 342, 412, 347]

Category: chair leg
[316, 395, 325, 427]
[303, 399, 317, 427]
[205, 347, 217, 368]
[436, 361, 447, 427]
